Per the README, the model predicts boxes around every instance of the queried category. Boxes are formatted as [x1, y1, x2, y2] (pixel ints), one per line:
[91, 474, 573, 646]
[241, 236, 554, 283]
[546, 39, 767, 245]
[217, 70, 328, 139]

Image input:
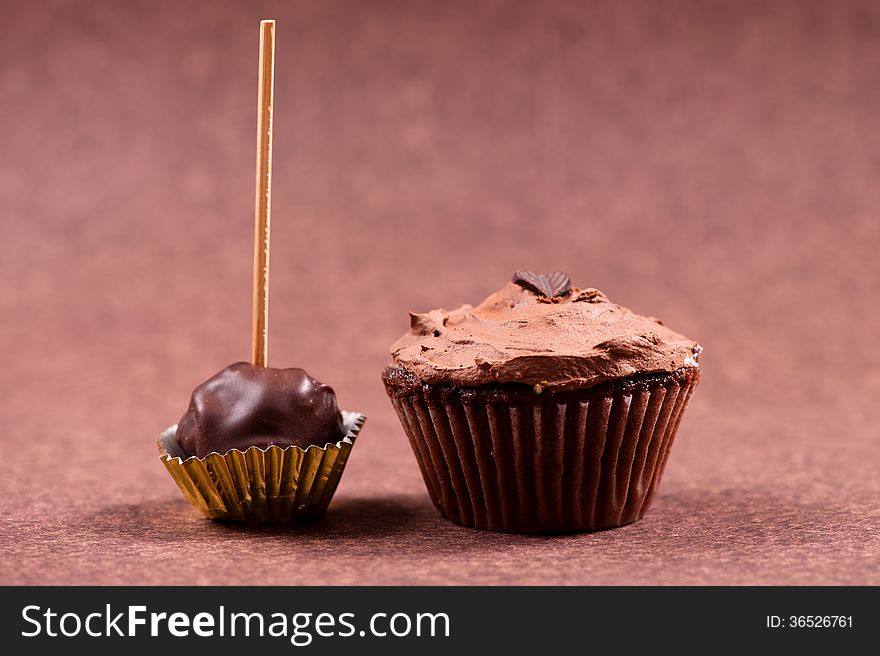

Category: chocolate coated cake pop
[175, 362, 345, 458]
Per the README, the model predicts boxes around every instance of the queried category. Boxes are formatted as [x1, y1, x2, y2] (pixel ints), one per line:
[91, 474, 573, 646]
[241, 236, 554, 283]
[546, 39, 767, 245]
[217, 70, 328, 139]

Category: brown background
[1, 0, 878, 585]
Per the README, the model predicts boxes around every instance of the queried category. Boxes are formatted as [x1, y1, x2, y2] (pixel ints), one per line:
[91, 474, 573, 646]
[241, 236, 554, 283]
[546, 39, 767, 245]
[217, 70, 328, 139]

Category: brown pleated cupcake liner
[383, 369, 698, 534]
[157, 411, 366, 522]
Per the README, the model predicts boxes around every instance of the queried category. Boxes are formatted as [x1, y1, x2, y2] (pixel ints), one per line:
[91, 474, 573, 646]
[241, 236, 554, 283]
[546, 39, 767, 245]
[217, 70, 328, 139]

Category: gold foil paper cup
[157, 411, 366, 522]
[383, 367, 698, 534]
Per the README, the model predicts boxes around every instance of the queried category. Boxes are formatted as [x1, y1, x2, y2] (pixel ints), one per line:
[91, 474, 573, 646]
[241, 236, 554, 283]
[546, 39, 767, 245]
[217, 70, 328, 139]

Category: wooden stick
[252, 19, 275, 367]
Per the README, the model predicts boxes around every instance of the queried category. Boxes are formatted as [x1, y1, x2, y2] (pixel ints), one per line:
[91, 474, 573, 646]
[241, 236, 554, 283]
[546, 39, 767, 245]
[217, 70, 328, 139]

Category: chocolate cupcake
[382, 271, 701, 534]
[158, 363, 365, 522]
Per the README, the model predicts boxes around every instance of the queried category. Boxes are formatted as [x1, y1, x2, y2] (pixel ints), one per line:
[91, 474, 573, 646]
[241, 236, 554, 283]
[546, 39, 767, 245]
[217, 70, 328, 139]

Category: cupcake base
[157, 411, 366, 523]
[382, 368, 699, 534]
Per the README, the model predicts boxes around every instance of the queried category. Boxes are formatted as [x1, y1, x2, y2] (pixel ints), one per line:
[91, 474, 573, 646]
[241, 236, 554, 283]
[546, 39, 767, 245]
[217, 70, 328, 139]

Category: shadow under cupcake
[382, 271, 702, 534]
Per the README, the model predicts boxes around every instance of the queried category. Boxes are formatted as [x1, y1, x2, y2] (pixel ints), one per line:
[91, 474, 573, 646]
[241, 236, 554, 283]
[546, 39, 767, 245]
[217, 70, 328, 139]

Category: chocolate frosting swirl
[390, 279, 701, 389]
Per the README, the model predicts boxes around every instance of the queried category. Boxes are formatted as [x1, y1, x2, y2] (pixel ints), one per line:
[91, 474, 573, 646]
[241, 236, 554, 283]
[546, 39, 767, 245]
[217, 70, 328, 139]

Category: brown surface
[0, 0, 878, 585]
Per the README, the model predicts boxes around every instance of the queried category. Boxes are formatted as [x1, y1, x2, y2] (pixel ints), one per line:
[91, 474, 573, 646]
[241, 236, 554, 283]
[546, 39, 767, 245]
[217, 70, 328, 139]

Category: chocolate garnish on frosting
[175, 362, 345, 458]
[513, 270, 572, 298]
